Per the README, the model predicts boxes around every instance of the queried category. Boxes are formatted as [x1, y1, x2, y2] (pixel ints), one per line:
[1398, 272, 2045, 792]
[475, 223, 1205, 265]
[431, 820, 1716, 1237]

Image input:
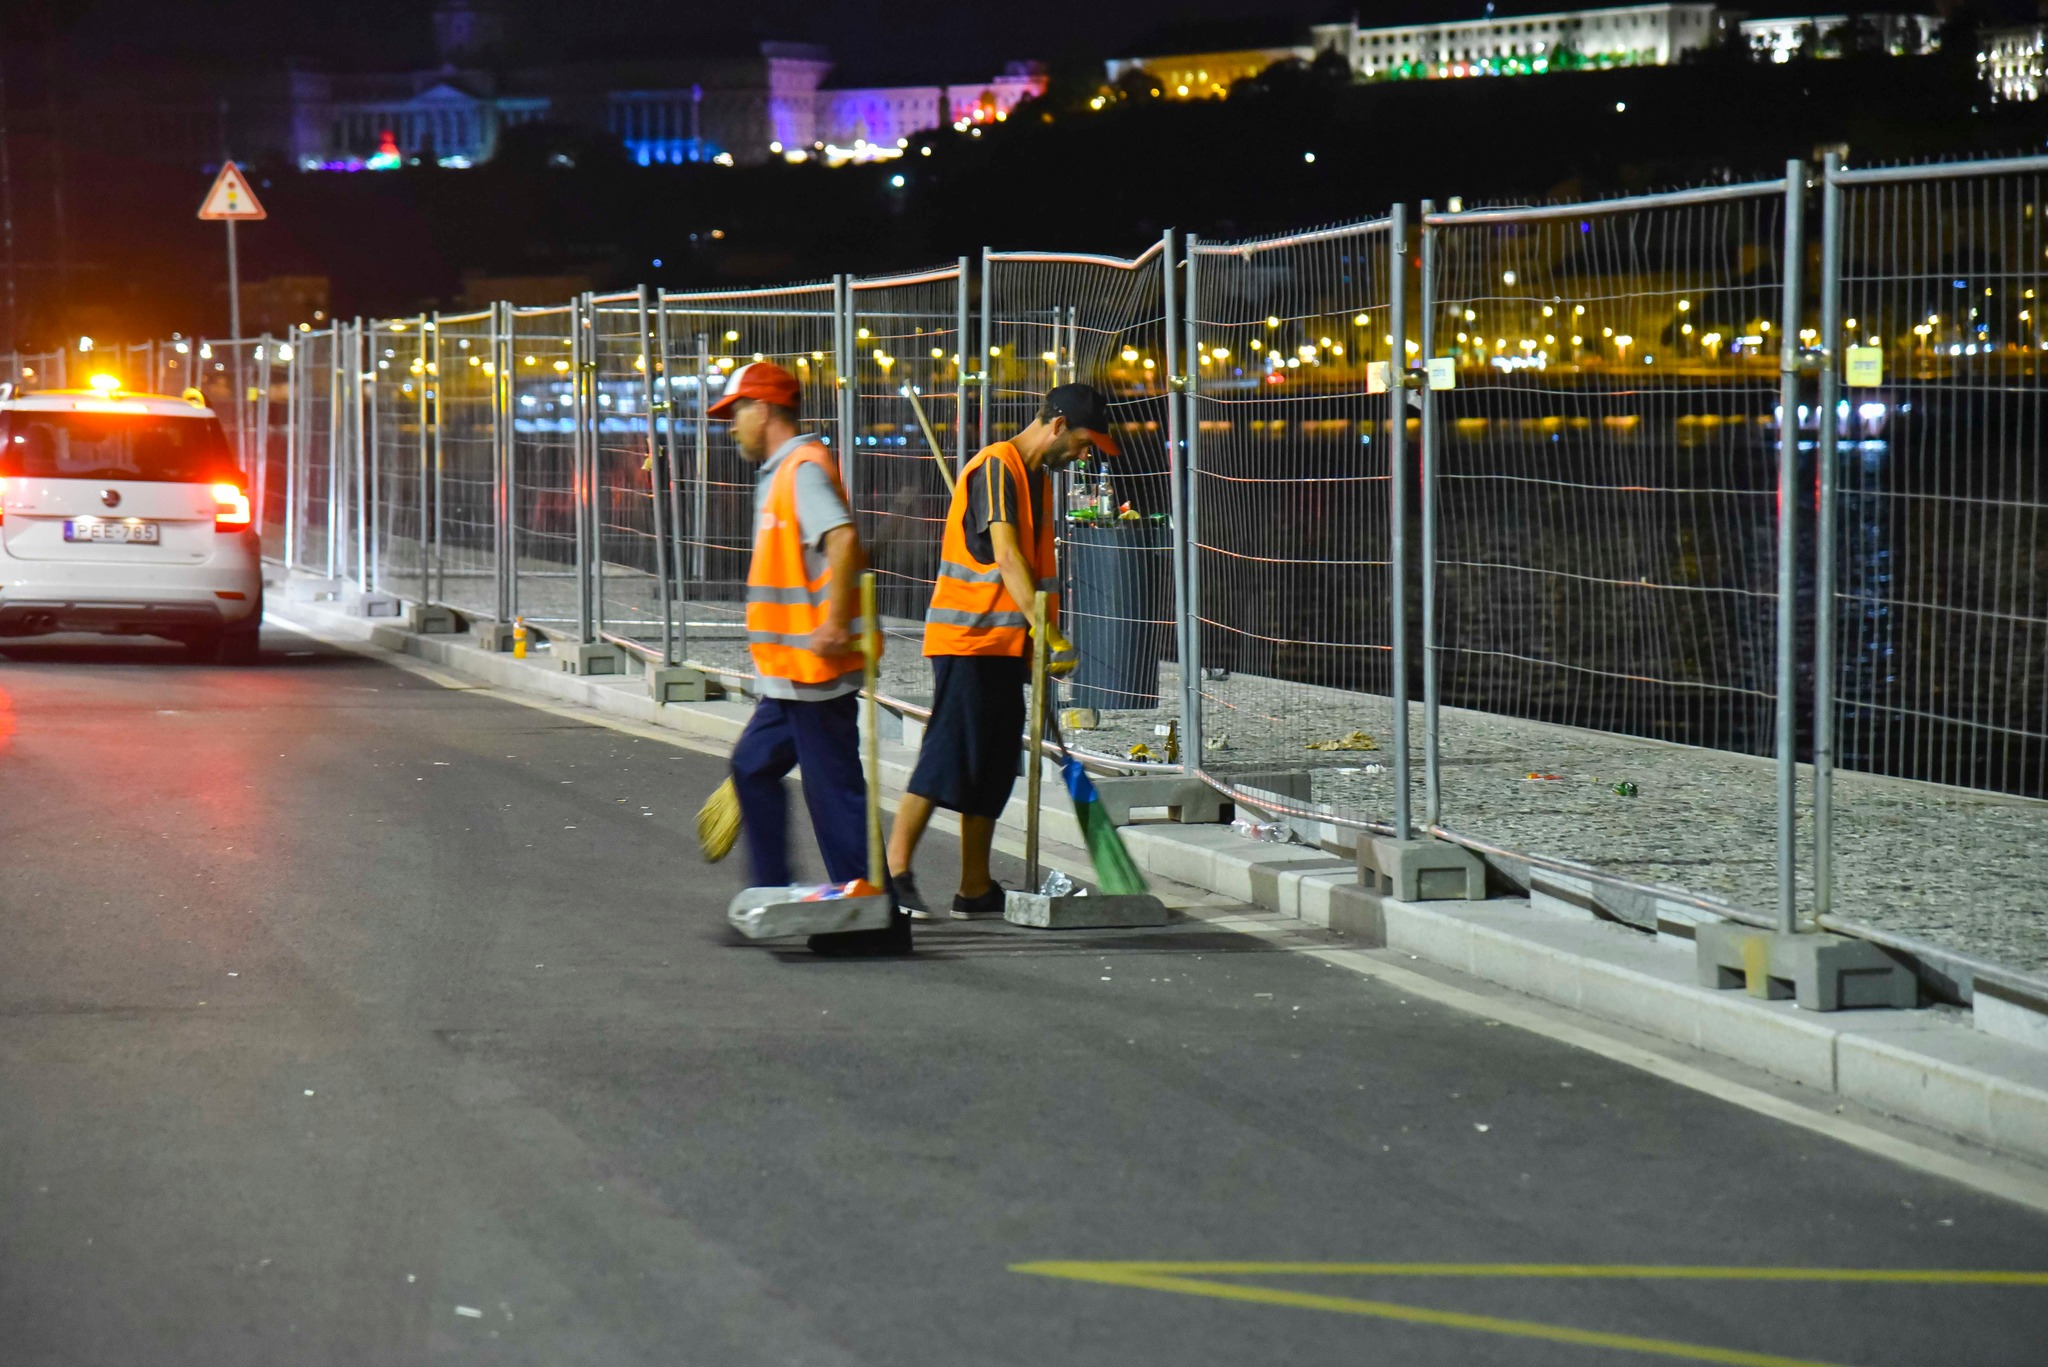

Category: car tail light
[213, 482, 251, 528]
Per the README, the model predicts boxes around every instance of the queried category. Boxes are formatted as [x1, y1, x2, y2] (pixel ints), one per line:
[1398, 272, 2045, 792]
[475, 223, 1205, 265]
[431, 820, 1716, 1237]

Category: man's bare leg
[887, 792, 935, 878]
[958, 814, 996, 898]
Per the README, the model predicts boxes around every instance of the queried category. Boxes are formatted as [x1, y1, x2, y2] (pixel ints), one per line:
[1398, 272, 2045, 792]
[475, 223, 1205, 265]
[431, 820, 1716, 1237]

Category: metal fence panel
[506, 306, 580, 630]
[984, 242, 1180, 767]
[368, 318, 429, 597]
[843, 265, 969, 707]
[1422, 181, 1796, 925]
[1818, 158, 2048, 983]
[1187, 220, 1402, 833]
[657, 282, 843, 678]
[431, 311, 502, 619]
[590, 291, 669, 653]
[289, 328, 337, 577]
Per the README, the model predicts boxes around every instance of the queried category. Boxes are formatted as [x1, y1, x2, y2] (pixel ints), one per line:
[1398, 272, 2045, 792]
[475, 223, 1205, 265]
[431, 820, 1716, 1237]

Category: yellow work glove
[1037, 621, 1079, 678]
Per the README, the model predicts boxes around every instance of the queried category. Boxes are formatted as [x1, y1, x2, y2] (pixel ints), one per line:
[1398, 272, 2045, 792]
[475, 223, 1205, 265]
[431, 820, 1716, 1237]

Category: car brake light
[213, 482, 251, 528]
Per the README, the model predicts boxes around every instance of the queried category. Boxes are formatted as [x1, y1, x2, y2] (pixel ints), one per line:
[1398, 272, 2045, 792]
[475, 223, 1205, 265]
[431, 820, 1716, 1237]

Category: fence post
[326, 328, 341, 581]
[637, 285, 675, 665]
[574, 294, 594, 643]
[353, 320, 369, 591]
[1388, 204, 1413, 844]
[978, 249, 993, 450]
[1775, 159, 1806, 935]
[431, 312, 449, 607]
[494, 301, 513, 623]
[253, 334, 273, 563]
[1162, 228, 1193, 774]
[503, 307, 521, 622]
[693, 330, 710, 591]
[1180, 235, 1206, 767]
[410, 317, 425, 607]
[283, 336, 299, 570]
[367, 323, 382, 593]
[652, 291, 688, 654]
[1814, 153, 1843, 922]
[955, 255, 971, 474]
[1419, 202, 1442, 830]
[834, 274, 855, 491]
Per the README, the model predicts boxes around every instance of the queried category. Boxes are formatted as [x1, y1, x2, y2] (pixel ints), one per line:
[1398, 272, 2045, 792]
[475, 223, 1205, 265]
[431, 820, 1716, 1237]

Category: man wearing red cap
[886, 384, 1120, 920]
[711, 361, 898, 946]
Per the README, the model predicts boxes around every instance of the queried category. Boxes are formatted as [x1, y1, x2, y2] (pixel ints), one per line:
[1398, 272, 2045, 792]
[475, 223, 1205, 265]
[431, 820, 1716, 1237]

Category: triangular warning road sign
[198, 161, 267, 221]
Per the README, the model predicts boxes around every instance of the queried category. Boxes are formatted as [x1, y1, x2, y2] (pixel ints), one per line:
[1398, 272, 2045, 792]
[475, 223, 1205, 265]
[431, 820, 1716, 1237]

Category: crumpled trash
[1040, 868, 1076, 897]
[1306, 730, 1378, 752]
[1204, 733, 1230, 751]
[1232, 817, 1298, 845]
[1128, 742, 1157, 762]
[1613, 780, 1639, 797]
[1525, 772, 1564, 782]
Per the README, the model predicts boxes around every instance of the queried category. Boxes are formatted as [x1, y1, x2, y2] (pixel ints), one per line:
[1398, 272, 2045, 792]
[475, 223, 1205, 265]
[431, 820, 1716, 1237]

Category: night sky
[55, 0, 1472, 83]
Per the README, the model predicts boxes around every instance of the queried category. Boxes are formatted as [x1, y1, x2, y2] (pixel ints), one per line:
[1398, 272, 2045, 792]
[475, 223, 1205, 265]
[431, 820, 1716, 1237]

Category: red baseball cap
[707, 361, 802, 418]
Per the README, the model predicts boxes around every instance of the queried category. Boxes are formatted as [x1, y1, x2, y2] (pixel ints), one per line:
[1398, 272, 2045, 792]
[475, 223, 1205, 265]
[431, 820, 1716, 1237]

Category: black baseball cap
[1044, 383, 1121, 456]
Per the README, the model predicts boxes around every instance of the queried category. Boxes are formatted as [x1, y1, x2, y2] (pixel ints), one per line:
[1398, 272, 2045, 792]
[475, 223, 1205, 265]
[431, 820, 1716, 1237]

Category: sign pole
[227, 217, 245, 470]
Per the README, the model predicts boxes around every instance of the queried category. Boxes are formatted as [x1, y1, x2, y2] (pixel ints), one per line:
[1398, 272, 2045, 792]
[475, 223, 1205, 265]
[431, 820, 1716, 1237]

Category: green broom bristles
[1047, 715, 1148, 896]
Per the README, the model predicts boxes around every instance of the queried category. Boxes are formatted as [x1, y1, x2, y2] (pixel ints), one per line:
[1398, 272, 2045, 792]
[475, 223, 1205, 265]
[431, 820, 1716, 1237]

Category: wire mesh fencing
[1422, 180, 1798, 924]
[290, 327, 338, 577]
[656, 281, 843, 678]
[1818, 157, 2048, 981]
[429, 311, 503, 620]
[366, 318, 427, 597]
[984, 241, 1180, 767]
[843, 265, 969, 706]
[1186, 219, 1405, 833]
[590, 291, 669, 654]
[506, 305, 581, 633]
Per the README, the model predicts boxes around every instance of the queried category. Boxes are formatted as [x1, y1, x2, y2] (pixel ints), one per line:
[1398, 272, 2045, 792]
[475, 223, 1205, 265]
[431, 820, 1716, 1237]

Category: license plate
[64, 519, 160, 545]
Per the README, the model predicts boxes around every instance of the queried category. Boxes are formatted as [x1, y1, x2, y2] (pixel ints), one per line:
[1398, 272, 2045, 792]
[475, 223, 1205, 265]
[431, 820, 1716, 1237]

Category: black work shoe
[892, 870, 941, 922]
[808, 908, 912, 957]
[951, 885, 1008, 920]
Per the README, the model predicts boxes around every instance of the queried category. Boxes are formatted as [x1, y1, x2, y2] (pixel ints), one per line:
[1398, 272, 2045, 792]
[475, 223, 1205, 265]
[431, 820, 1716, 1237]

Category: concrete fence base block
[1975, 980, 2048, 1050]
[1093, 775, 1231, 826]
[470, 621, 517, 651]
[343, 589, 403, 619]
[649, 665, 713, 703]
[558, 642, 626, 676]
[1695, 922, 1918, 1012]
[1359, 837, 1487, 902]
[410, 604, 462, 635]
[1003, 889, 1171, 929]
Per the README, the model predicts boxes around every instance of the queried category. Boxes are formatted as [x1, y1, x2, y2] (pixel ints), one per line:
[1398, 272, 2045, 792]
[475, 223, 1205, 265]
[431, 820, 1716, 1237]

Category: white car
[0, 383, 262, 662]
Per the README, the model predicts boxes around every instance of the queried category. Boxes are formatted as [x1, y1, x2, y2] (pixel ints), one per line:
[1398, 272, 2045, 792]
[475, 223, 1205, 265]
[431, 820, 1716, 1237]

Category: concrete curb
[270, 599, 2048, 1171]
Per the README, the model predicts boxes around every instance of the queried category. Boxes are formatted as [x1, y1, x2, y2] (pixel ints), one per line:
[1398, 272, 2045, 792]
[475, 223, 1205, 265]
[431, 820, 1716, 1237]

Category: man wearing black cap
[886, 384, 1120, 920]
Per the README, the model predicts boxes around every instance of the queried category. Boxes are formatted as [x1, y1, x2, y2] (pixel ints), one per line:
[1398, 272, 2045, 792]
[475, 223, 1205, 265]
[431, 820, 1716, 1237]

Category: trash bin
[1063, 520, 1172, 711]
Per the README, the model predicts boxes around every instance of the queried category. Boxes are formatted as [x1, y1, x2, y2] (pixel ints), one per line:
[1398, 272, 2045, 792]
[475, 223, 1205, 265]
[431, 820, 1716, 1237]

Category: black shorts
[907, 654, 1029, 819]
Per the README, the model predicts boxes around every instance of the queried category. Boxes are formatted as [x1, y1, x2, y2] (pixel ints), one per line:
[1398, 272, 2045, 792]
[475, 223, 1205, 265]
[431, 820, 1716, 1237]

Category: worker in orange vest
[712, 361, 904, 951]
[886, 385, 1119, 919]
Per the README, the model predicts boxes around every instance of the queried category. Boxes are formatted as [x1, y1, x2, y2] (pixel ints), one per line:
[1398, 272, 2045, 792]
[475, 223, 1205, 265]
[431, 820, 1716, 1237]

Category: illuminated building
[290, 2, 1041, 171]
[1310, 5, 1729, 79]
[1980, 25, 2048, 101]
[1738, 13, 1940, 63]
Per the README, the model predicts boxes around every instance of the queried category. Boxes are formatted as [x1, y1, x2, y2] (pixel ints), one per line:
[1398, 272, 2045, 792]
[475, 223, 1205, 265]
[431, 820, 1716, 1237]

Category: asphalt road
[2, 627, 2045, 1367]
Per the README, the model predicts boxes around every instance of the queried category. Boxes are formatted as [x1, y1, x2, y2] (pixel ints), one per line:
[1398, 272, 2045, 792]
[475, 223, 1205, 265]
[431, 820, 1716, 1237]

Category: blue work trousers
[729, 692, 868, 888]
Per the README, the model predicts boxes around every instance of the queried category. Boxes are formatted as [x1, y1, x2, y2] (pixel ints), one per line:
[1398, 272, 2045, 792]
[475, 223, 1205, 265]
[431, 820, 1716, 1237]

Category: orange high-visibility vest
[924, 441, 1058, 658]
[746, 442, 873, 684]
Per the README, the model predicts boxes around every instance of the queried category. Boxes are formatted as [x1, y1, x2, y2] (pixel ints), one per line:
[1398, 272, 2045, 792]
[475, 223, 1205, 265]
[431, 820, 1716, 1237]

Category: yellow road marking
[1012, 1262, 2048, 1367]
[1018, 1261, 2048, 1285]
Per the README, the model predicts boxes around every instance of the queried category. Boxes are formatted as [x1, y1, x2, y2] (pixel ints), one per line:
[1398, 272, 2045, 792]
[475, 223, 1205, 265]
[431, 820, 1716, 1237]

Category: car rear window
[0, 410, 234, 483]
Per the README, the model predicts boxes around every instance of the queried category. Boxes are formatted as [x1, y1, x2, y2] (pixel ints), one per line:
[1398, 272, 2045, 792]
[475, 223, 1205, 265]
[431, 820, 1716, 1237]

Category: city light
[78, 336, 94, 352]
[891, 174, 906, 188]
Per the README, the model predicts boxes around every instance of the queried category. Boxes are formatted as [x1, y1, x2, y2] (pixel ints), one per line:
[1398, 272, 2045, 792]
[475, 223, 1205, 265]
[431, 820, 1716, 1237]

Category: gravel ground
[420, 574, 2048, 980]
